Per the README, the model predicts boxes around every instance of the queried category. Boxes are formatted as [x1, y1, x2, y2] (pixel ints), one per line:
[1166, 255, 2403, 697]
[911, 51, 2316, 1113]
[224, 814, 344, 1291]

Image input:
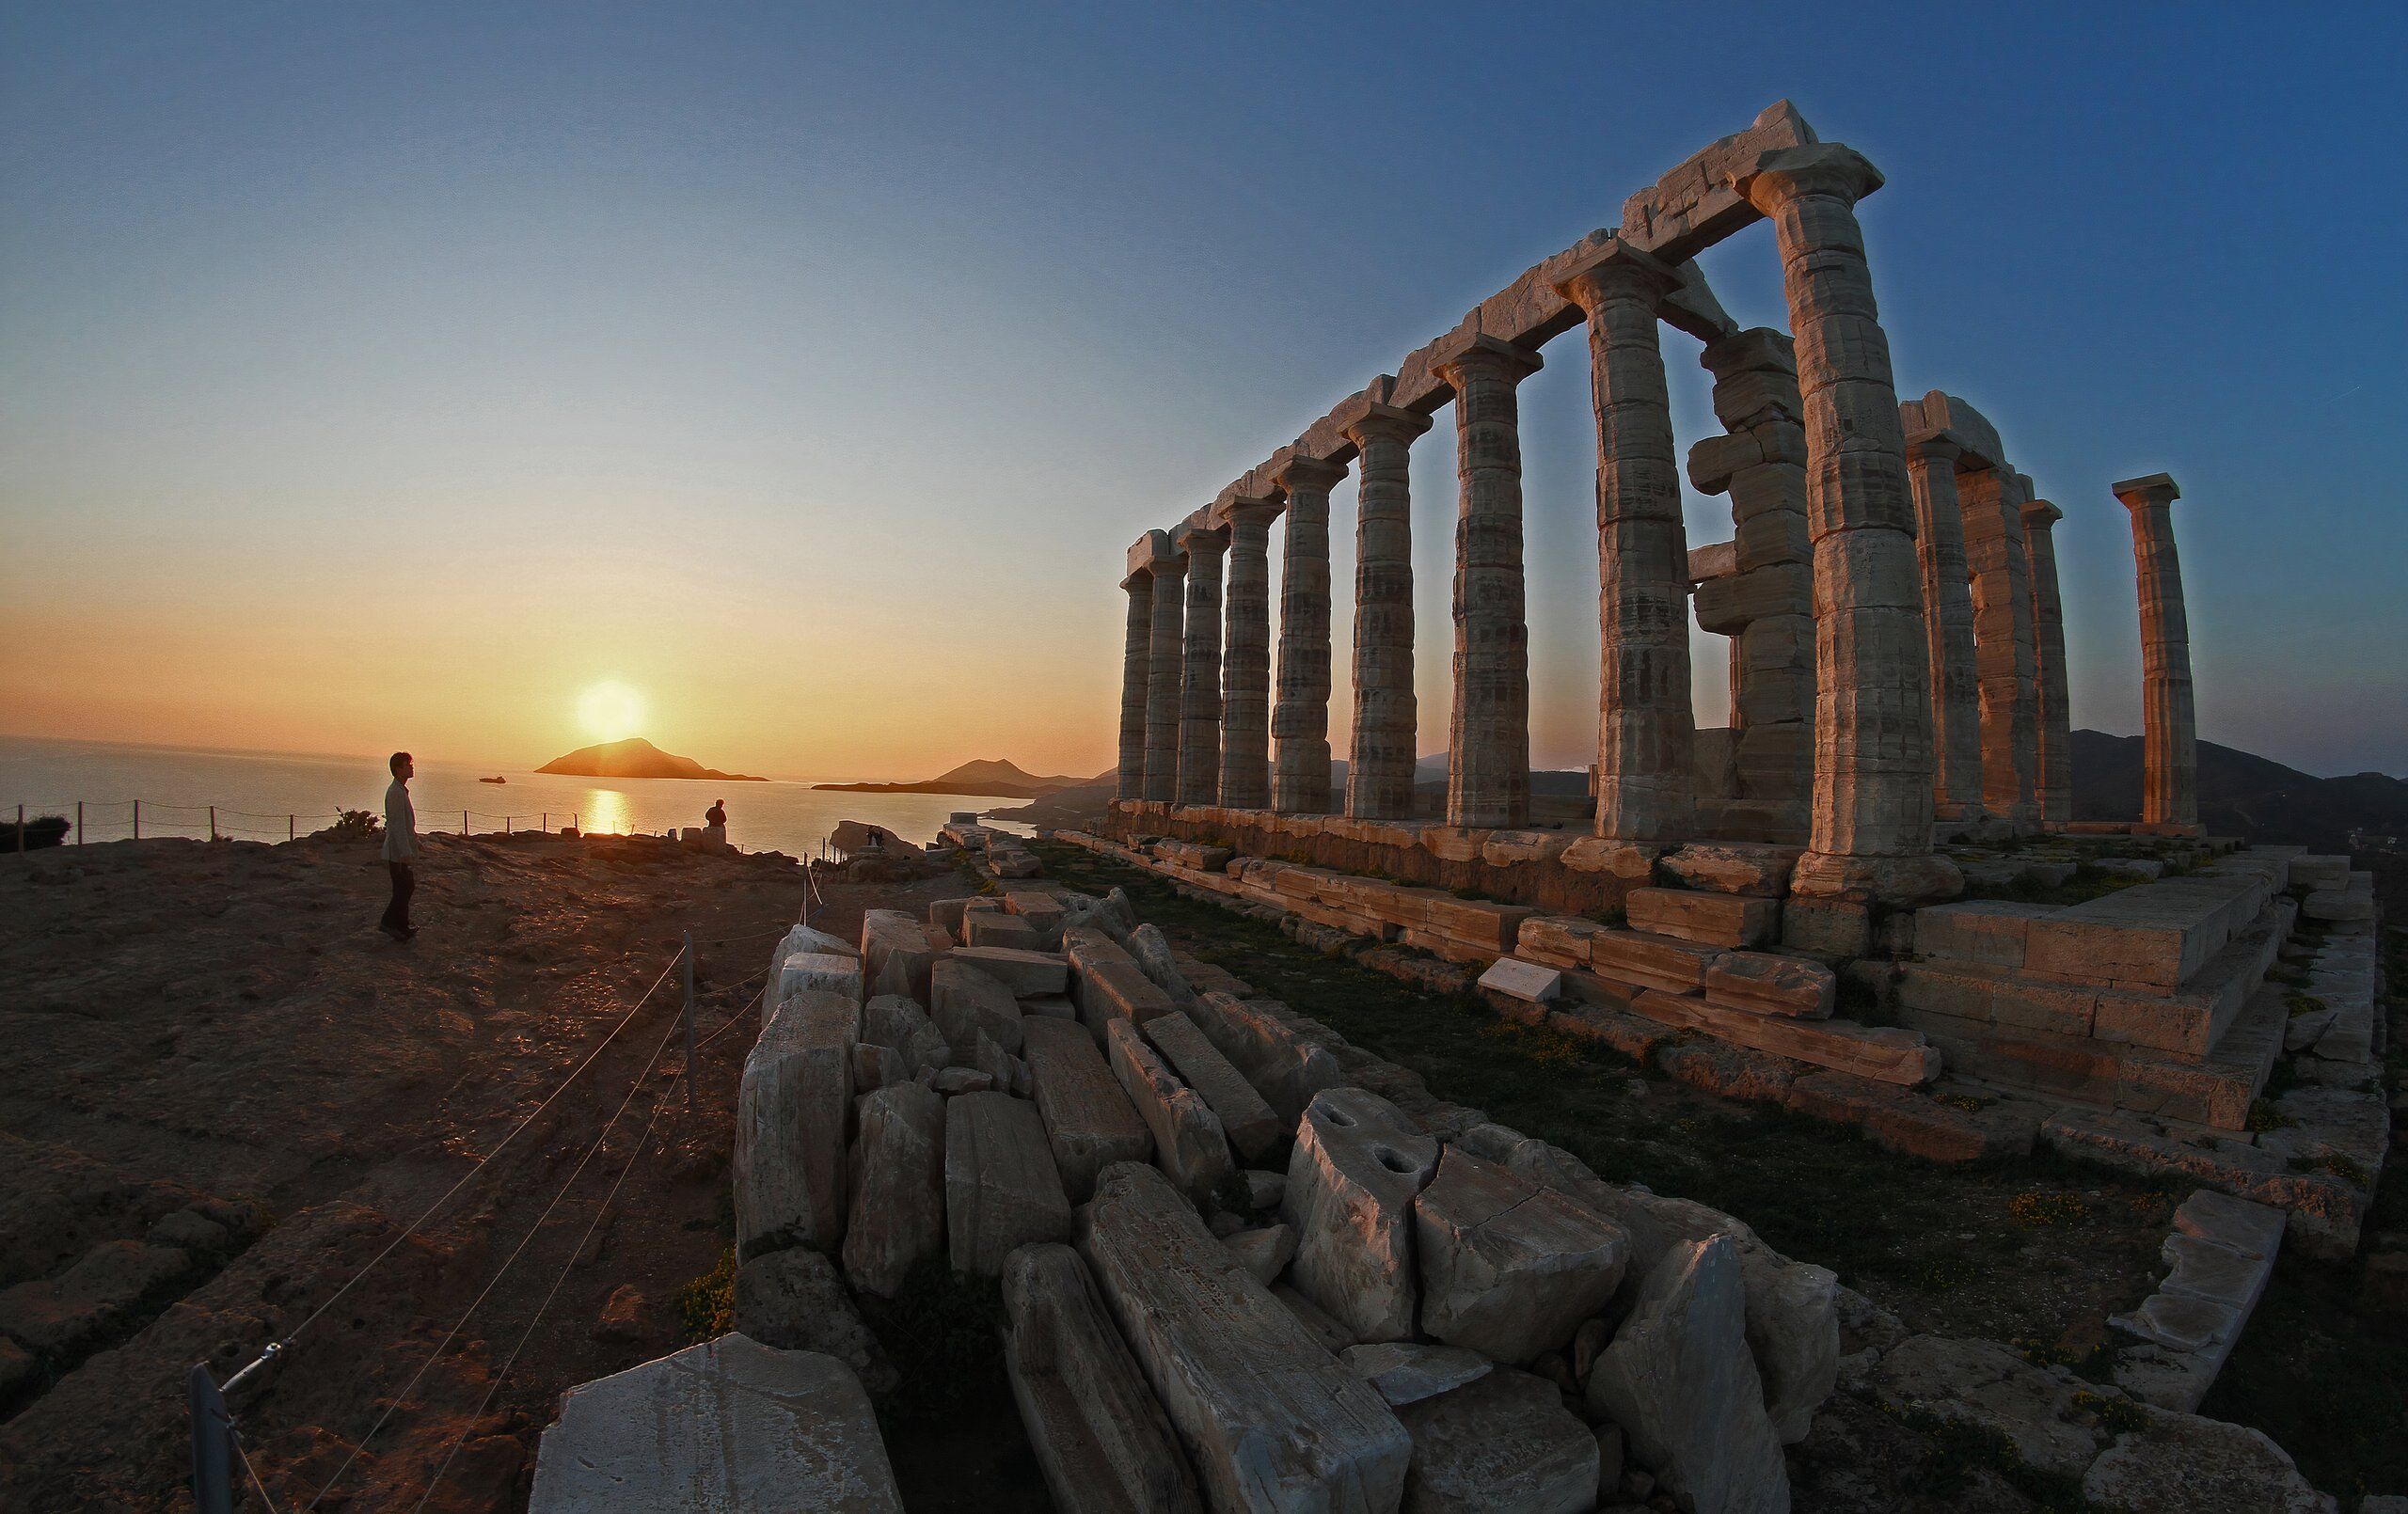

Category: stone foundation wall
[1108, 799, 1649, 919]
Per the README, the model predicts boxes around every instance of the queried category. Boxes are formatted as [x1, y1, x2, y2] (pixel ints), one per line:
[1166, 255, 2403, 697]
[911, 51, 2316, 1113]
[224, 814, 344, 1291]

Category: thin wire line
[301, 1006, 690, 1510]
[237, 1433, 280, 1511]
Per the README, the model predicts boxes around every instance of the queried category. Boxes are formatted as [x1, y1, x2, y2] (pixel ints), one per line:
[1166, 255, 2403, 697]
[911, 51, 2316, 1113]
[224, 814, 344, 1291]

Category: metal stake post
[289, 814, 295, 842]
[187, 1364, 235, 1514]
[682, 931, 697, 1117]
[15, 804, 22, 853]
[133, 799, 140, 840]
[463, 809, 469, 838]
[208, 805, 216, 842]
[77, 801, 84, 844]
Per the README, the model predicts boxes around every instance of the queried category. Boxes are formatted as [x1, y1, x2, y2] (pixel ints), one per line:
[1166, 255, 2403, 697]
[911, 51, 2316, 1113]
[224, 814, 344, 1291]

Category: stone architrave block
[1144, 1012, 1285, 1164]
[863, 993, 951, 1076]
[945, 1091, 1072, 1276]
[1626, 889, 1779, 949]
[1588, 1235, 1790, 1514]
[841, 1082, 945, 1299]
[1107, 1017, 1235, 1200]
[1412, 1147, 1626, 1363]
[966, 912, 1045, 952]
[1704, 952, 1836, 1018]
[771, 951, 863, 1024]
[528, 1337, 902, 1512]
[1185, 991, 1345, 1128]
[1477, 957, 1563, 1003]
[1283, 1087, 1441, 1345]
[1078, 1161, 1413, 1514]
[735, 989, 857, 1261]
[1003, 1242, 1205, 1514]
[954, 945, 1071, 998]
[861, 908, 940, 1001]
[1022, 1016, 1152, 1203]
[1395, 1367, 1601, 1514]
[931, 958, 1026, 1060]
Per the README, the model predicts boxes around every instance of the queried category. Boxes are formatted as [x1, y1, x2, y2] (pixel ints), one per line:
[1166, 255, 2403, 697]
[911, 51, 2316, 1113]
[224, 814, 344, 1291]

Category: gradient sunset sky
[4, 2, 2401, 781]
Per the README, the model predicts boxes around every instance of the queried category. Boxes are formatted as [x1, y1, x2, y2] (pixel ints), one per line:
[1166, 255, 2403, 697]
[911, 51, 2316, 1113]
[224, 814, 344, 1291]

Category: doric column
[2115, 473, 2198, 832]
[1175, 520, 1227, 807]
[1337, 401, 1430, 821]
[1432, 332, 1542, 830]
[1271, 457, 1342, 814]
[1959, 465, 2041, 829]
[1556, 242, 1695, 843]
[1736, 144, 1955, 903]
[1117, 532, 1167, 801]
[2020, 497, 2072, 826]
[1142, 546, 1186, 802]
[1215, 493, 1281, 810]
[1902, 428, 1984, 821]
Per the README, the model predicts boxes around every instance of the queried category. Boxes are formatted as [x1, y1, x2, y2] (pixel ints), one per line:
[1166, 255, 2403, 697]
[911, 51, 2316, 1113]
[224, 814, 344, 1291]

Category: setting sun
[576, 680, 645, 743]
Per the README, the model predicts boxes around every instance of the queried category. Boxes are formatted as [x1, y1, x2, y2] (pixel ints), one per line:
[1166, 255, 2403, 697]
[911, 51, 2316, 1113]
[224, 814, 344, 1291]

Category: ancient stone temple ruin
[523, 103, 2380, 1514]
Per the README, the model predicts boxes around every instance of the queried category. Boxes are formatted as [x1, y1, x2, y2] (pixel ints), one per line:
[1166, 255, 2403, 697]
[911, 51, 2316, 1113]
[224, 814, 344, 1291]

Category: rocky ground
[0, 829, 969, 1511]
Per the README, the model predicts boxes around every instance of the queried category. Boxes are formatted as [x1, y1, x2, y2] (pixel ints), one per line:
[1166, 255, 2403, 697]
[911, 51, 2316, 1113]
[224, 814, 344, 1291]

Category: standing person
[381, 751, 420, 941]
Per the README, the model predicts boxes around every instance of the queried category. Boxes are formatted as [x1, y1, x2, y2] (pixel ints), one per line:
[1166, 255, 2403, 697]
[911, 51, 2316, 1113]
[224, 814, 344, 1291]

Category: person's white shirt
[382, 778, 419, 863]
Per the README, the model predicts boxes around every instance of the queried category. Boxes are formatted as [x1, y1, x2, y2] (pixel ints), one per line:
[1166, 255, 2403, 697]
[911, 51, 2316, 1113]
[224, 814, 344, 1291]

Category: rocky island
[813, 757, 1094, 799]
[536, 736, 765, 781]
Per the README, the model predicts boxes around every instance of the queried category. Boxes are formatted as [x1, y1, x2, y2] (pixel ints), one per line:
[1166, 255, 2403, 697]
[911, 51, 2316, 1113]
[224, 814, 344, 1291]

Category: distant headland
[536, 736, 765, 781]
[813, 757, 1099, 799]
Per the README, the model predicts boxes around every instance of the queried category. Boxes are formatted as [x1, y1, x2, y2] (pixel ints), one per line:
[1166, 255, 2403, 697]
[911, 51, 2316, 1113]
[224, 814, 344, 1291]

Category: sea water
[0, 735, 1031, 855]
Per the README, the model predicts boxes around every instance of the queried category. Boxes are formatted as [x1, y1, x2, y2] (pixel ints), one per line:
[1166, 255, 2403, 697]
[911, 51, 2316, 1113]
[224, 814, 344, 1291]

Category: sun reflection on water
[578, 788, 631, 836]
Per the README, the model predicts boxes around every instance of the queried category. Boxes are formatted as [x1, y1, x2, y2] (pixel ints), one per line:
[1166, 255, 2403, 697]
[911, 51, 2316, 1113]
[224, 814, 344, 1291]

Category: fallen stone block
[945, 1091, 1072, 1276]
[1003, 1242, 1205, 1514]
[771, 950, 863, 1023]
[1002, 890, 1069, 946]
[528, 1336, 902, 1512]
[1661, 843, 1800, 898]
[733, 1247, 895, 1394]
[1066, 923, 1178, 1035]
[1703, 952, 1834, 1018]
[1587, 929, 1721, 994]
[1626, 888, 1779, 949]
[1222, 1223, 1298, 1286]
[1413, 1147, 1626, 1363]
[863, 993, 950, 1076]
[1079, 1161, 1413, 1513]
[1284, 1087, 1441, 1345]
[1132, 923, 1197, 1004]
[954, 945, 1071, 998]
[1023, 1016, 1152, 1203]
[735, 989, 857, 1260]
[1588, 1236, 1789, 1514]
[853, 1040, 906, 1091]
[842, 1082, 946, 1298]
[931, 958, 1026, 1060]
[2080, 1402, 2329, 1513]
[966, 911, 1045, 952]
[1107, 1017, 1234, 1200]
[1631, 989, 1939, 1086]
[1874, 1333, 2099, 1479]
[1144, 1012, 1284, 1165]
[861, 908, 941, 1001]
[1187, 990, 1346, 1128]
[1339, 1342, 1492, 1407]
[930, 1066, 995, 1095]
[929, 896, 972, 938]
[1477, 957, 1563, 1003]
[1397, 1367, 1600, 1514]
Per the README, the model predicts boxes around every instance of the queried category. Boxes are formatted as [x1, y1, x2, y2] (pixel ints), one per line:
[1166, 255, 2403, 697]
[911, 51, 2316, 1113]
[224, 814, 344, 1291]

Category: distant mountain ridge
[814, 757, 1088, 799]
[2070, 729, 2407, 850]
[536, 737, 764, 781]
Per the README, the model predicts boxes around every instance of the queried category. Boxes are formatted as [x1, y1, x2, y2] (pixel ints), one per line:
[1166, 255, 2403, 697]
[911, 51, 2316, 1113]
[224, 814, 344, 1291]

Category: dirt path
[0, 831, 874, 1510]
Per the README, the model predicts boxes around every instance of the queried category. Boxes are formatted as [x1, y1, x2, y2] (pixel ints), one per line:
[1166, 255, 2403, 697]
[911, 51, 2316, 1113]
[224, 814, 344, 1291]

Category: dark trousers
[382, 862, 415, 934]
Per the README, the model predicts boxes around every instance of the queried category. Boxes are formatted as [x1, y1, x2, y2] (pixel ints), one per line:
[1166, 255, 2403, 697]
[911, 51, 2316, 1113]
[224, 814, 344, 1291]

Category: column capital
[1332, 393, 1433, 449]
[1208, 491, 1282, 531]
[1269, 454, 1347, 497]
[1174, 517, 1228, 556]
[1430, 330, 1543, 387]
[2020, 498, 2064, 529]
[1550, 237, 1682, 309]
[2113, 473, 2181, 511]
[1902, 425, 1966, 467]
[1125, 528, 1174, 584]
[1734, 142, 1885, 215]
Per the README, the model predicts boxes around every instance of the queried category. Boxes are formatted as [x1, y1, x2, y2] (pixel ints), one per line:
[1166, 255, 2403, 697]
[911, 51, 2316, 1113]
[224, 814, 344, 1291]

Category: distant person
[705, 799, 728, 830]
[381, 751, 420, 942]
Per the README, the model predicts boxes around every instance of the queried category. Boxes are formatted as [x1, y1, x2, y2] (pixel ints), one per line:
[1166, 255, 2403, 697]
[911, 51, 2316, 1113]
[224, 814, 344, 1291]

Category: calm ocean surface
[0, 736, 1031, 855]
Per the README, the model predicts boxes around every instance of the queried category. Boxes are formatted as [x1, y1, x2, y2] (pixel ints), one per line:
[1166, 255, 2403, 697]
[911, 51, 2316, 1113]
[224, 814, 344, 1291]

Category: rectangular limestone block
[1896, 964, 2100, 1039]
[1780, 897, 1871, 957]
[1909, 901, 2059, 970]
[966, 912, 1045, 952]
[1630, 990, 1939, 1086]
[1625, 889, 1779, 950]
[953, 945, 1071, 998]
[861, 908, 940, 1001]
[1185, 991, 1346, 1128]
[1108, 1017, 1235, 1200]
[1588, 929, 1722, 994]
[1412, 1148, 1626, 1363]
[1078, 1162, 1413, 1514]
[2023, 872, 2274, 993]
[1003, 1243, 1206, 1514]
[1065, 924, 1178, 1038]
[931, 958, 1026, 1060]
[1478, 957, 1564, 1004]
[1022, 1017, 1153, 1204]
[1004, 890, 1069, 945]
[772, 951, 864, 1022]
[1704, 952, 1835, 1018]
[945, 1092, 1073, 1276]
[736, 990, 858, 1261]
[530, 1336, 902, 1512]
[1144, 1012, 1285, 1166]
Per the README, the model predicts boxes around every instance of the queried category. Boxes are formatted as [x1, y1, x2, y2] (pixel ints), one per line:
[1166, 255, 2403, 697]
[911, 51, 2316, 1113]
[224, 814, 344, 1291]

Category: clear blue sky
[3, 1, 2401, 778]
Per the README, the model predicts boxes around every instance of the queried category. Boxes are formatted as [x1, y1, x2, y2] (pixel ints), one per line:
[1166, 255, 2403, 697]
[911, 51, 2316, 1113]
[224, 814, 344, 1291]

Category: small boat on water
[480, 776, 507, 784]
